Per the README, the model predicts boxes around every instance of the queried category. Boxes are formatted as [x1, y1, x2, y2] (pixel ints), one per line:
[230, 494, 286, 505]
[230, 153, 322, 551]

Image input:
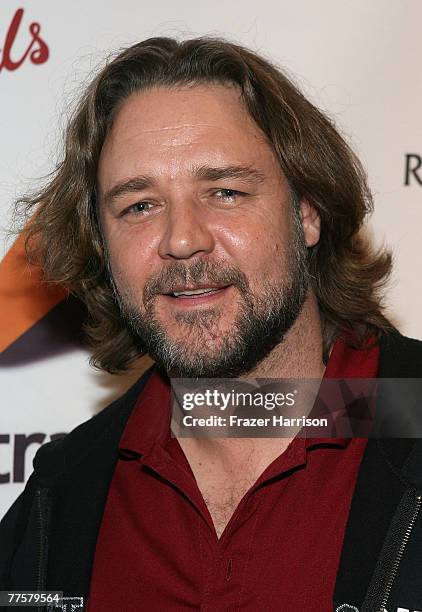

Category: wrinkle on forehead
[137, 123, 227, 133]
[123, 123, 245, 147]
[98, 84, 278, 188]
[105, 114, 266, 149]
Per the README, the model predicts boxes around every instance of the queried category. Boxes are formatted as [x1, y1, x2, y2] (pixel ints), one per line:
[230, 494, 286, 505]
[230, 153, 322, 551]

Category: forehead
[98, 84, 279, 187]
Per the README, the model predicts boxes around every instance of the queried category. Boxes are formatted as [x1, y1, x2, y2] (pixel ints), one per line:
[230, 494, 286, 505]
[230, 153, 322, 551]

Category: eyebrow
[193, 164, 266, 184]
[102, 164, 266, 207]
[102, 175, 156, 207]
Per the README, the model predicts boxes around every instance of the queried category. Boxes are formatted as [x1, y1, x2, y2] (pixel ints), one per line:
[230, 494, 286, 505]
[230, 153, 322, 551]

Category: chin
[163, 320, 231, 346]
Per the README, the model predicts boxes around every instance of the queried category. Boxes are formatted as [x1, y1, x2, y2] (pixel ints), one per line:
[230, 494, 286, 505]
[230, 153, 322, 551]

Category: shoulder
[379, 331, 422, 377]
[33, 366, 154, 486]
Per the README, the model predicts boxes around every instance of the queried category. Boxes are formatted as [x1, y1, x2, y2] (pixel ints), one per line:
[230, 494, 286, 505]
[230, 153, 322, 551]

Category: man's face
[98, 84, 317, 377]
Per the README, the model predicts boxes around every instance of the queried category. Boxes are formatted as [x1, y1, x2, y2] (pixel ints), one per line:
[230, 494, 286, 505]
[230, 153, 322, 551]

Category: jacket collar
[33, 369, 154, 487]
[334, 331, 422, 609]
[377, 331, 422, 488]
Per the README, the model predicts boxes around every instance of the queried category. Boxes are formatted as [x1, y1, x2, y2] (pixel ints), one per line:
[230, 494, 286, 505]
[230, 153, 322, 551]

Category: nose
[158, 197, 215, 260]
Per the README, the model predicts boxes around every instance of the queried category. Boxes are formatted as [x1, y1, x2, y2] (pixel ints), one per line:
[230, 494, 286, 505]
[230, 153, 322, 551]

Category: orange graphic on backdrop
[0, 234, 66, 352]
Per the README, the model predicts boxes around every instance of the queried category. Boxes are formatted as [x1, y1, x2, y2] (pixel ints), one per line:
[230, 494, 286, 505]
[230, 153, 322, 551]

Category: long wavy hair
[18, 36, 393, 373]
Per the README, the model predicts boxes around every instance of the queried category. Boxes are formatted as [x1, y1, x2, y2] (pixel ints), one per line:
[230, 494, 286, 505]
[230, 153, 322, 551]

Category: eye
[122, 201, 154, 216]
[213, 189, 243, 203]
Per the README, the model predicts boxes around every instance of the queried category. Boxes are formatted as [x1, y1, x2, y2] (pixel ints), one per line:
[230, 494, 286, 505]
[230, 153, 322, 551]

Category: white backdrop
[1, 0, 421, 519]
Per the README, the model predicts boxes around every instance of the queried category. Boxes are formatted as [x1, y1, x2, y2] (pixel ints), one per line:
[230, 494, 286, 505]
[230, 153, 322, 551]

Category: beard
[110, 206, 309, 378]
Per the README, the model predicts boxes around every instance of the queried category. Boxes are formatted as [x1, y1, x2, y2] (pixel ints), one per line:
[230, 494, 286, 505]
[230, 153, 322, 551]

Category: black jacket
[1, 331, 422, 612]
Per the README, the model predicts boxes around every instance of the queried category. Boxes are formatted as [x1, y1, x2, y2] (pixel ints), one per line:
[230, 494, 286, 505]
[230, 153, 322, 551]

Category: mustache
[143, 260, 249, 304]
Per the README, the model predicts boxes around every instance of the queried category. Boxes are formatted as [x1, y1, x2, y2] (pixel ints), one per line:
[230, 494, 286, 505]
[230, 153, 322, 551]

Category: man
[1, 36, 422, 612]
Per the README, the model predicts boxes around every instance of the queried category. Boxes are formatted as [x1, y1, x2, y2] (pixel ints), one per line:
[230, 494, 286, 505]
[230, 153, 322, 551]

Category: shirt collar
[119, 368, 171, 457]
[119, 335, 380, 455]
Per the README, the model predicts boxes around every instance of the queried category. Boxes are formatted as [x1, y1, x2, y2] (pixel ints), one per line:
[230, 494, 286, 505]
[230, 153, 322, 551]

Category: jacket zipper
[377, 490, 422, 612]
[35, 486, 51, 592]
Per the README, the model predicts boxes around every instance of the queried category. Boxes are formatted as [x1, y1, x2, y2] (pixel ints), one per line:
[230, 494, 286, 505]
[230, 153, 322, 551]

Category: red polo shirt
[87, 338, 378, 611]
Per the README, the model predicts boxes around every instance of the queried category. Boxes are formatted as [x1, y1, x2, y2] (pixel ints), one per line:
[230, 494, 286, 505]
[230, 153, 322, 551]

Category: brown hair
[18, 36, 393, 373]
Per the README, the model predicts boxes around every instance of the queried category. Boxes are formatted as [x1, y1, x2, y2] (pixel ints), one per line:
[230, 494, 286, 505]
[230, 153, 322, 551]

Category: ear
[300, 199, 321, 247]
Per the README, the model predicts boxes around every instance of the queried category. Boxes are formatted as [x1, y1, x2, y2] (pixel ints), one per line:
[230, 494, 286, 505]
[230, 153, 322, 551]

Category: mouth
[161, 284, 232, 306]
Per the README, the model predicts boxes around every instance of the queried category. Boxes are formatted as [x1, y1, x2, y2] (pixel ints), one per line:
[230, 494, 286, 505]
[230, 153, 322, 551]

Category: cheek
[105, 229, 155, 294]
[218, 217, 286, 279]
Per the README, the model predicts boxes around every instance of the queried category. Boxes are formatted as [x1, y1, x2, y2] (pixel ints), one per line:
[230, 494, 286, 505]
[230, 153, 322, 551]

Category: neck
[175, 290, 326, 469]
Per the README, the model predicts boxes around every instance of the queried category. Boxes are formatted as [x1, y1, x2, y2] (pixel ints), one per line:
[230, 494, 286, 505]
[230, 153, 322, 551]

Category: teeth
[173, 288, 219, 297]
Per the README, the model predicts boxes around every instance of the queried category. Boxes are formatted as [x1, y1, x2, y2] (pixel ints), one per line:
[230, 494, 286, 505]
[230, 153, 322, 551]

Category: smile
[162, 285, 232, 306]
[172, 287, 223, 297]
